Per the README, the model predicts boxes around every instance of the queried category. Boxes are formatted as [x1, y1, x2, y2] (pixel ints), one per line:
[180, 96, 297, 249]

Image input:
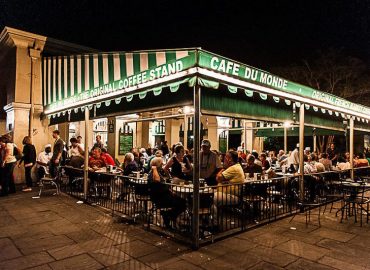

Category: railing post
[299, 104, 305, 201]
[84, 107, 90, 200]
[349, 117, 354, 180]
[192, 84, 201, 250]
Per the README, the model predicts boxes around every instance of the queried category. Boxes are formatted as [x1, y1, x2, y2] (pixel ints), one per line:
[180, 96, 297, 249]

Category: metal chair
[38, 175, 60, 197]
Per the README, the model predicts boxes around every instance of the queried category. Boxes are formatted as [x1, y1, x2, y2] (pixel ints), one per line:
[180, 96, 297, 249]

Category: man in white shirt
[37, 144, 52, 180]
[287, 146, 300, 172]
[77, 136, 85, 149]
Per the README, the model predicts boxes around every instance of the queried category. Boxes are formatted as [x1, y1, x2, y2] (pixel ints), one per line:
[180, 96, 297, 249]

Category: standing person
[93, 135, 104, 149]
[0, 141, 4, 194]
[50, 130, 65, 178]
[237, 141, 245, 153]
[18, 136, 36, 192]
[199, 139, 222, 186]
[36, 144, 52, 180]
[76, 135, 84, 149]
[327, 143, 338, 166]
[0, 136, 17, 196]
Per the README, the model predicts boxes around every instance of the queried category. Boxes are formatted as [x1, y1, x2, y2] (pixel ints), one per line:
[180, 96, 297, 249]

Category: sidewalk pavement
[0, 191, 370, 270]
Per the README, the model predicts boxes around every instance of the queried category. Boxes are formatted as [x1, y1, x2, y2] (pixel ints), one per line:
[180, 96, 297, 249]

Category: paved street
[0, 191, 369, 270]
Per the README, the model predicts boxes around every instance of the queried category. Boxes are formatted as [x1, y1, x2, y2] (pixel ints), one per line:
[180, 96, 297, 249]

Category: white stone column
[245, 121, 255, 152]
[107, 117, 117, 158]
[205, 116, 218, 151]
[165, 119, 181, 147]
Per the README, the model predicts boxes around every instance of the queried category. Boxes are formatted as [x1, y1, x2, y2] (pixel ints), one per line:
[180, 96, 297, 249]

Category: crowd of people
[2, 128, 370, 231]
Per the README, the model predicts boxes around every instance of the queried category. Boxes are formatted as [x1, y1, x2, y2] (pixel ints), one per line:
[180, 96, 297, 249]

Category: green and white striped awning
[42, 48, 370, 123]
[43, 49, 197, 114]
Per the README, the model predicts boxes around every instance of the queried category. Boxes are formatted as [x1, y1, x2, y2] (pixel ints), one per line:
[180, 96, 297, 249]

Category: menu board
[119, 133, 133, 155]
[219, 137, 227, 154]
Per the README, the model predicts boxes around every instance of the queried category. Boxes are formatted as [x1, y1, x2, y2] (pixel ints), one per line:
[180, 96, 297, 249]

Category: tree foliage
[273, 49, 370, 105]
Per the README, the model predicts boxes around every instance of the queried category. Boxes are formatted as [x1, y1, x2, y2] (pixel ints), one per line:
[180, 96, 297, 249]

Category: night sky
[0, 0, 369, 69]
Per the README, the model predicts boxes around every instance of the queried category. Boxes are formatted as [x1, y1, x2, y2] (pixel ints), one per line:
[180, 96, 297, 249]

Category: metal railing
[58, 166, 370, 247]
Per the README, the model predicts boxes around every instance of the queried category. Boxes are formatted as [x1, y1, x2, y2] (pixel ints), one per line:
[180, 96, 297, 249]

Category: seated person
[148, 157, 186, 228]
[199, 139, 223, 186]
[260, 153, 270, 171]
[267, 150, 277, 165]
[252, 151, 262, 167]
[354, 153, 369, 168]
[132, 150, 144, 171]
[311, 153, 325, 172]
[213, 150, 245, 220]
[164, 144, 192, 182]
[36, 144, 52, 180]
[145, 149, 161, 172]
[243, 154, 263, 178]
[319, 153, 332, 171]
[336, 156, 351, 171]
[68, 138, 85, 168]
[122, 152, 139, 176]
[101, 148, 115, 166]
[88, 147, 106, 171]
[303, 154, 317, 174]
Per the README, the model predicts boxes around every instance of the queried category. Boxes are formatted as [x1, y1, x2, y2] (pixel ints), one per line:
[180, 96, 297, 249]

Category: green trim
[148, 52, 157, 69]
[89, 55, 94, 91]
[133, 53, 141, 74]
[81, 55, 85, 92]
[73, 56, 78, 95]
[108, 54, 114, 83]
[98, 54, 104, 87]
[256, 128, 345, 137]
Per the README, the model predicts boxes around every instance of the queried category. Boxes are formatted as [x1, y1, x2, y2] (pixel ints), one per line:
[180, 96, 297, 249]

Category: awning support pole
[84, 107, 90, 200]
[349, 117, 354, 180]
[192, 84, 200, 250]
[299, 104, 305, 201]
[284, 126, 287, 154]
[184, 114, 188, 149]
[244, 120, 248, 153]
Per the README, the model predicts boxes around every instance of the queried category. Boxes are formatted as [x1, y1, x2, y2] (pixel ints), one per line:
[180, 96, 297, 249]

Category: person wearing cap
[200, 139, 222, 186]
[36, 144, 52, 180]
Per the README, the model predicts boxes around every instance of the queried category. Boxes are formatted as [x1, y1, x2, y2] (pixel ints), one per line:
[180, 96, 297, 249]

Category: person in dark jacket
[122, 152, 138, 176]
[18, 136, 36, 191]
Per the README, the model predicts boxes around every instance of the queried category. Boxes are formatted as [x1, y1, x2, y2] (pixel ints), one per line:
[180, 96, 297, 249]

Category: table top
[275, 172, 295, 177]
[172, 185, 214, 193]
[244, 179, 273, 184]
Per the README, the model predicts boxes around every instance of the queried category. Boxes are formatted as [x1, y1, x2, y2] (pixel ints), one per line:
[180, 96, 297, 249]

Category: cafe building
[2, 27, 370, 248]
